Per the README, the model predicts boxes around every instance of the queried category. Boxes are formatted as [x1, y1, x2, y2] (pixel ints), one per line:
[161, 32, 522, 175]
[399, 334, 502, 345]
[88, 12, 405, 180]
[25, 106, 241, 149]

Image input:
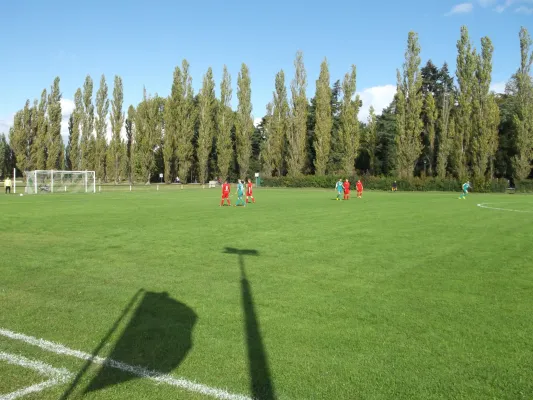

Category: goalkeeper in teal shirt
[459, 181, 471, 199]
[335, 179, 343, 200]
[236, 180, 246, 206]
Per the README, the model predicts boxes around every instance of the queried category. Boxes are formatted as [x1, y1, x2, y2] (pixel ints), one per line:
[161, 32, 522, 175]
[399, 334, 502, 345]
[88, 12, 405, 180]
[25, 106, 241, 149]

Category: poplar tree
[455, 26, 476, 178]
[95, 75, 109, 180]
[46, 77, 63, 170]
[339, 65, 360, 175]
[216, 65, 233, 180]
[288, 51, 308, 176]
[80, 76, 95, 170]
[313, 58, 332, 175]
[269, 70, 290, 176]
[108, 76, 124, 183]
[395, 32, 424, 178]
[261, 102, 275, 176]
[197, 68, 216, 184]
[366, 106, 378, 173]
[236, 63, 253, 177]
[134, 89, 163, 183]
[9, 102, 34, 173]
[163, 67, 180, 183]
[471, 37, 499, 180]
[175, 60, 196, 182]
[31, 89, 48, 169]
[512, 27, 533, 180]
[424, 92, 438, 175]
[125, 105, 135, 183]
[436, 91, 454, 178]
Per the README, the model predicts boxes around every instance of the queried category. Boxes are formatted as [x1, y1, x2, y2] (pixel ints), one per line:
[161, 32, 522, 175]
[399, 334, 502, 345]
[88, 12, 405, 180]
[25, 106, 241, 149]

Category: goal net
[25, 170, 96, 194]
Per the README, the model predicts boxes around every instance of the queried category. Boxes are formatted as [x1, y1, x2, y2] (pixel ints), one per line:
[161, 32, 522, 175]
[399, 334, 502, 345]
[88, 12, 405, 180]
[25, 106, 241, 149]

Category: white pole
[157, 184, 159, 191]
[51, 170, 54, 193]
[129, 184, 132, 192]
[93, 173, 96, 193]
[34, 171, 37, 194]
[13, 168, 16, 194]
[65, 186, 67, 192]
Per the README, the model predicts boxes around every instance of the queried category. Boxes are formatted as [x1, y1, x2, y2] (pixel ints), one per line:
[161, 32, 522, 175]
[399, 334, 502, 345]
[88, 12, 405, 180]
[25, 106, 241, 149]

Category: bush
[260, 175, 521, 193]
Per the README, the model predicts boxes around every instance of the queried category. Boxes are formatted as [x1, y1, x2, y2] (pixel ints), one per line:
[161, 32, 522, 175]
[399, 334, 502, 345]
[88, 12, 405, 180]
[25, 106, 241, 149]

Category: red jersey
[246, 182, 253, 195]
[343, 181, 350, 192]
[222, 183, 230, 197]
[356, 181, 363, 191]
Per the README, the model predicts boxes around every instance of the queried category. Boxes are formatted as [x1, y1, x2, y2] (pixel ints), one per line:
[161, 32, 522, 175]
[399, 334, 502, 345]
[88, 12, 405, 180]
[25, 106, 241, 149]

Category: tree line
[3, 25, 532, 185]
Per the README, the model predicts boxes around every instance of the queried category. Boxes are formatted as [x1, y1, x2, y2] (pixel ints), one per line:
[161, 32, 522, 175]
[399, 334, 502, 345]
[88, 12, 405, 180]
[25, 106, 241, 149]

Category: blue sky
[0, 0, 531, 138]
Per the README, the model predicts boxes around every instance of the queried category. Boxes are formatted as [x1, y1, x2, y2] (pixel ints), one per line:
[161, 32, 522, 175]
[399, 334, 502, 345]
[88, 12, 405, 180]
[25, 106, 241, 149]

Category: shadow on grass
[59, 289, 197, 398]
[224, 247, 276, 400]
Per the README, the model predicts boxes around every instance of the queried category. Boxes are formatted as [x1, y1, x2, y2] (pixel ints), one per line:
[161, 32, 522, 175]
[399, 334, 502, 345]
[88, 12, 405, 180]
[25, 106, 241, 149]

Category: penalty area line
[476, 203, 533, 213]
[0, 328, 251, 400]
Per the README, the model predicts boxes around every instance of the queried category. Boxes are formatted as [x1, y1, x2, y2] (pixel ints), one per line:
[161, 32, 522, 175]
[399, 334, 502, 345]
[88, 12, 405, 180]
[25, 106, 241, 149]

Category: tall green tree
[471, 37, 500, 180]
[66, 89, 83, 170]
[365, 106, 378, 173]
[46, 77, 63, 170]
[216, 65, 233, 180]
[260, 103, 275, 176]
[313, 58, 332, 175]
[125, 105, 135, 183]
[31, 89, 48, 169]
[512, 27, 533, 180]
[174, 60, 196, 182]
[339, 65, 360, 175]
[80, 75, 95, 170]
[288, 51, 308, 176]
[108, 76, 124, 183]
[134, 89, 163, 183]
[163, 67, 179, 183]
[8, 103, 33, 173]
[395, 32, 424, 178]
[236, 63, 253, 177]
[197, 68, 216, 184]
[455, 26, 476, 179]
[0, 134, 11, 177]
[424, 92, 438, 175]
[436, 91, 454, 178]
[95, 75, 109, 180]
[267, 70, 290, 176]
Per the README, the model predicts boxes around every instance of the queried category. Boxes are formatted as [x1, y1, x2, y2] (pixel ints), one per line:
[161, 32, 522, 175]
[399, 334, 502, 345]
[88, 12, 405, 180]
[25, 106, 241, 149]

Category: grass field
[0, 187, 532, 400]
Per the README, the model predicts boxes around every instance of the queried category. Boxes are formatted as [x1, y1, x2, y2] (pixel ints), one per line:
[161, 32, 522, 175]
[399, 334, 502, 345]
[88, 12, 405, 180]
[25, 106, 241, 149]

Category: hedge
[259, 175, 533, 193]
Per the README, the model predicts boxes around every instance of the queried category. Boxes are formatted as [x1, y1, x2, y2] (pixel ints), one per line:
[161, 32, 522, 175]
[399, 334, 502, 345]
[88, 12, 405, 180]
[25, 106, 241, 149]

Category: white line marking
[0, 352, 72, 400]
[477, 203, 533, 213]
[0, 328, 251, 400]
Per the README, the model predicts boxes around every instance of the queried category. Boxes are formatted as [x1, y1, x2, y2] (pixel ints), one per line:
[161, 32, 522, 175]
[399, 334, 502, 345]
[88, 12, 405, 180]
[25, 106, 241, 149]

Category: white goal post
[24, 170, 96, 194]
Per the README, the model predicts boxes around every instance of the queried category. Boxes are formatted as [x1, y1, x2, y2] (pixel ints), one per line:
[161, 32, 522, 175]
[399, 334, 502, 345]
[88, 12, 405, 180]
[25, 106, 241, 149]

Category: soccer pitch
[0, 188, 532, 400]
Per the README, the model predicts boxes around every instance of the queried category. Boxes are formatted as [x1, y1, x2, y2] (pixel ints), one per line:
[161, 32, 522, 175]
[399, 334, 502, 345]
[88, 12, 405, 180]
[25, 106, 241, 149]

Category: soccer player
[343, 179, 350, 200]
[220, 179, 231, 206]
[4, 176, 11, 194]
[335, 179, 343, 200]
[236, 180, 246, 207]
[459, 181, 471, 200]
[246, 179, 255, 204]
[356, 179, 363, 198]
[392, 181, 397, 192]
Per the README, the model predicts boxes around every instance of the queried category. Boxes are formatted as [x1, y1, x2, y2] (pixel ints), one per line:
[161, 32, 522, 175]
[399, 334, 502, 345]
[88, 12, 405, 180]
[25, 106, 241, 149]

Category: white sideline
[0, 351, 72, 400]
[0, 328, 251, 400]
[477, 203, 533, 213]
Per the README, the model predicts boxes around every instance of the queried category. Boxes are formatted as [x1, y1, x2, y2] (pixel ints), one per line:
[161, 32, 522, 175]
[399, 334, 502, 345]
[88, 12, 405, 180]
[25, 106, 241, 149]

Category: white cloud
[490, 81, 507, 93]
[253, 117, 262, 127]
[446, 3, 474, 15]
[357, 84, 396, 122]
[479, 0, 497, 6]
[515, 5, 533, 13]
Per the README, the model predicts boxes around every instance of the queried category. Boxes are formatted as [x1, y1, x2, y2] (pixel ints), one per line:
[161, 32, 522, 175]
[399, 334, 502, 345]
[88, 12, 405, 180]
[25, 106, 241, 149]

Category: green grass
[0, 187, 532, 400]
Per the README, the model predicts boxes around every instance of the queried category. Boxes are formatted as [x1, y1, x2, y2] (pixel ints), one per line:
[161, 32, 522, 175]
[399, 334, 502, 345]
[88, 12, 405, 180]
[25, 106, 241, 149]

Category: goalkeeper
[459, 181, 471, 199]
[335, 179, 343, 201]
[236, 180, 246, 207]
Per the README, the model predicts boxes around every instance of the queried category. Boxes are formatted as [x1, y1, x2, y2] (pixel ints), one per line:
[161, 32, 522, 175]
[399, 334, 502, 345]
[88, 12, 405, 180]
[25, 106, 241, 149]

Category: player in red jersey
[356, 179, 363, 198]
[220, 179, 231, 206]
[343, 179, 350, 200]
[246, 179, 255, 204]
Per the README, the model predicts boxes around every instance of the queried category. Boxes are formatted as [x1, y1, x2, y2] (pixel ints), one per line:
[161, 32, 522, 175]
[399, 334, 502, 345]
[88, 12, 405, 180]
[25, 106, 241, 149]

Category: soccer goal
[25, 170, 96, 194]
